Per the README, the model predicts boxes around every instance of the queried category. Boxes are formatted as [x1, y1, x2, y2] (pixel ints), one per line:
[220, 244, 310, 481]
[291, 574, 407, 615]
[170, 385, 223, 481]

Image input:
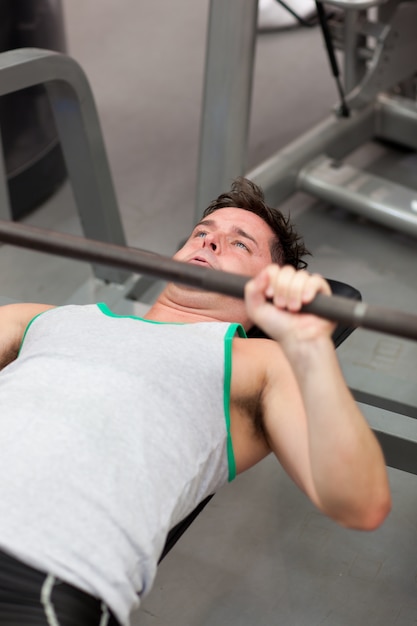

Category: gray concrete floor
[1, 1, 417, 624]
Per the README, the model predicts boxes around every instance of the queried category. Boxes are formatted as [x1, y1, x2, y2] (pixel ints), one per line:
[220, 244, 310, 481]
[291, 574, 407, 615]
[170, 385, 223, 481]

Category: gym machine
[195, 0, 417, 235]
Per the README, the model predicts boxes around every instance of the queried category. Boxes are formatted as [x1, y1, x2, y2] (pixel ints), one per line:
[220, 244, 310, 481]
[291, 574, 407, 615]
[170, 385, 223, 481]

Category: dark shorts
[0, 549, 120, 626]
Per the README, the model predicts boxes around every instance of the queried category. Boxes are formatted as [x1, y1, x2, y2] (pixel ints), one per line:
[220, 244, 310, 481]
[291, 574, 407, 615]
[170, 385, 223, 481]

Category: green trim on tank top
[224, 323, 246, 482]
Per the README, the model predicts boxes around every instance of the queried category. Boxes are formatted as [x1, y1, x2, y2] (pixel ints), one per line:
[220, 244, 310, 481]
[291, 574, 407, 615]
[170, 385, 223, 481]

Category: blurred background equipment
[0, 0, 67, 219]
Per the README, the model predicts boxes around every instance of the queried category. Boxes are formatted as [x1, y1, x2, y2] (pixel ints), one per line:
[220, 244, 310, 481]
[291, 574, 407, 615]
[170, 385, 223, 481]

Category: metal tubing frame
[246, 93, 417, 208]
[0, 130, 11, 220]
[247, 103, 376, 206]
[376, 93, 417, 151]
[344, 0, 417, 109]
[194, 0, 258, 222]
[343, 8, 368, 94]
[374, 431, 417, 476]
[297, 156, 417, 237]
[196, 1, 417, 227]
[0, 48, 129, 284]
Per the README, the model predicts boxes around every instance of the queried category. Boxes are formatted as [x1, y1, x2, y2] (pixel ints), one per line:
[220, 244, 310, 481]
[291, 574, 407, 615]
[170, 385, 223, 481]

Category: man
[0, 178, 390, 626]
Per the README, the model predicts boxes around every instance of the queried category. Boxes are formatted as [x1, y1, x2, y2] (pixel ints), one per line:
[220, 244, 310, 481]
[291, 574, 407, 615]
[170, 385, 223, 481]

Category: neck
[144, 284, 249, 327]
[144, 301, 221, 324]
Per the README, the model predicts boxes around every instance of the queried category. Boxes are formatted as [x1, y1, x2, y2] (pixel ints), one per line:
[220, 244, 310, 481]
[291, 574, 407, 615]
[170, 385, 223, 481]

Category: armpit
[0, 344, 18, 370]
[235, 391, 267, 441]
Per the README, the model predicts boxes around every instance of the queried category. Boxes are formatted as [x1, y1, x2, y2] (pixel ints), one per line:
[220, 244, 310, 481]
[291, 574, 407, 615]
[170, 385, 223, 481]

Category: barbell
[0, 218, 416, 342]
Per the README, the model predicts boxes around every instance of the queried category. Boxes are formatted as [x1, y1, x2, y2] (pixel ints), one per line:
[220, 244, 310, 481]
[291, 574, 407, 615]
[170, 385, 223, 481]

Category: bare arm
[245, 265, 391, 531]
[0, 303, 55, 370]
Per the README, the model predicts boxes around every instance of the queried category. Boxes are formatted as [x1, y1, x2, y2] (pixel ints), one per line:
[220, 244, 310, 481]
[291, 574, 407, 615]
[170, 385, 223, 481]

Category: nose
[202, 231, 219, 252]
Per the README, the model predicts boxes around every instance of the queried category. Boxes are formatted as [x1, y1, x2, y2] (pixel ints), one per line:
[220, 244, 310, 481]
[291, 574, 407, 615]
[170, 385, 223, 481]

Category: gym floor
[1, 2, 417, 624]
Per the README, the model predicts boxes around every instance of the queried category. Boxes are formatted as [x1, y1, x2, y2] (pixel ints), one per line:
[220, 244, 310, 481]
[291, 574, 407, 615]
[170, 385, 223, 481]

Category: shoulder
[232, 335, 301, 403]
[232, 335, 289, 373]
[0, 303, 55, 369]
[0, 302, 55, 331]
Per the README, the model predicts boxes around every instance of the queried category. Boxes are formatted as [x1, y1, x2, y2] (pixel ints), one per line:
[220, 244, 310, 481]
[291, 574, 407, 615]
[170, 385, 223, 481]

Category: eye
[194, 230, 207, 238]
[234, 240, 249, 251]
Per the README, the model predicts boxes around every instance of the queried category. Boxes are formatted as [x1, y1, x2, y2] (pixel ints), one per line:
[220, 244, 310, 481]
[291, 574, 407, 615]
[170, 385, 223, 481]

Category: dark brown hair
[203, 177, 309, 269]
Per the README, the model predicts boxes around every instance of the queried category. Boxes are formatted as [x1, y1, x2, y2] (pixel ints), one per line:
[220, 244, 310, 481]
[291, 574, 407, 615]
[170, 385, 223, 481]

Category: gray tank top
[0, 303, 245, 625]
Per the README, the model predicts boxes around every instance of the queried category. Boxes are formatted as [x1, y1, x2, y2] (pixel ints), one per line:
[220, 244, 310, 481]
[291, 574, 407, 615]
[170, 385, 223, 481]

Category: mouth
[189, 256, 211, 267]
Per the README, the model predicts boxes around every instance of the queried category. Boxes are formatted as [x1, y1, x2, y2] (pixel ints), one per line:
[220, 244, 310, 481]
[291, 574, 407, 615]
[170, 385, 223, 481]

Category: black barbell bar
[0, 219, 416, 342]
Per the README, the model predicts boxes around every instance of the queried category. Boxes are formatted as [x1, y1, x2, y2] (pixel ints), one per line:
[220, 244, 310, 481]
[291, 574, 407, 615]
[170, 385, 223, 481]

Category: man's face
[174, 207, 275, 277]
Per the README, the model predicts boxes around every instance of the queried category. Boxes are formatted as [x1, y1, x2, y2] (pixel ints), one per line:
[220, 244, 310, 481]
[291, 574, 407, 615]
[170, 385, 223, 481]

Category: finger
[267, 265, 307, 310]
[245, 266, 271, 309]
[265, 266, 332, 314]
[301, 273, 332, 304]
[286, 269, 312, 312]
